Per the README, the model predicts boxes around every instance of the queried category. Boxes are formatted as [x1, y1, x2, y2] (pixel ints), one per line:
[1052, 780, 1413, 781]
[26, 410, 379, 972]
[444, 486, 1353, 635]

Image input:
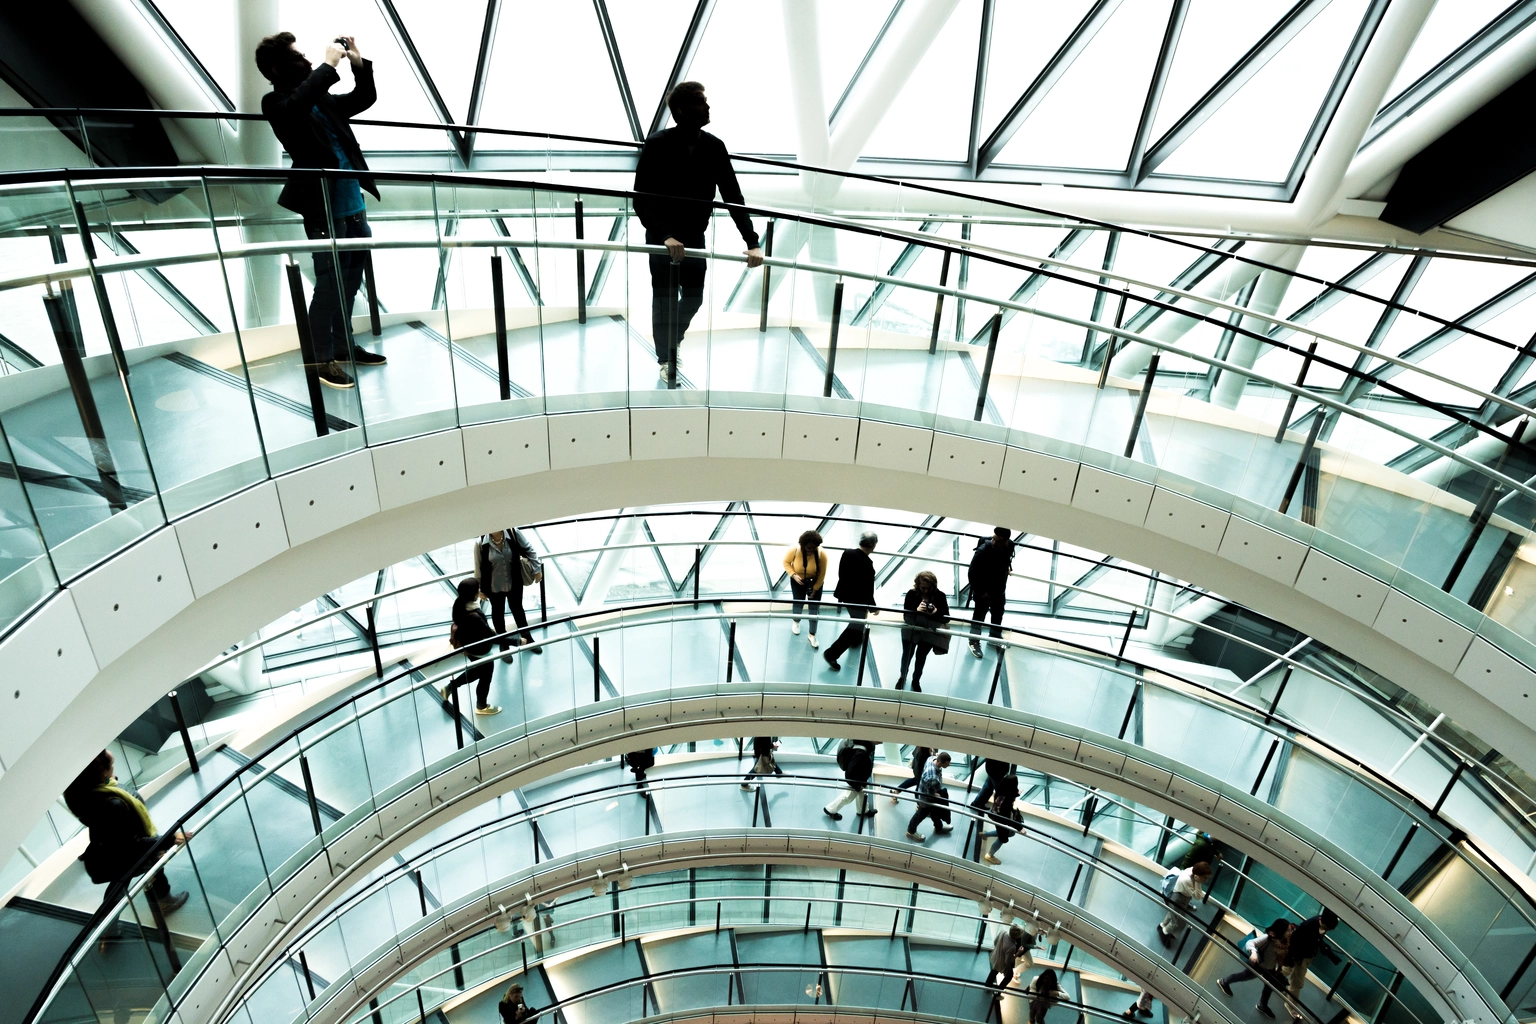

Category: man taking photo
[255, 31, 387, 390]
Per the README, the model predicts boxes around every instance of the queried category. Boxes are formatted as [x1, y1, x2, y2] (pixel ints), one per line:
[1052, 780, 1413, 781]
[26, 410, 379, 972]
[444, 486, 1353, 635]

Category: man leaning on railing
[255, 31, 388, 391]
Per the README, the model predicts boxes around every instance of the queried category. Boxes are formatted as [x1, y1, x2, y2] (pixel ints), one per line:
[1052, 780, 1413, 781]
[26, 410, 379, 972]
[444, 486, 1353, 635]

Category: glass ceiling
[131, 0, 1531, 198]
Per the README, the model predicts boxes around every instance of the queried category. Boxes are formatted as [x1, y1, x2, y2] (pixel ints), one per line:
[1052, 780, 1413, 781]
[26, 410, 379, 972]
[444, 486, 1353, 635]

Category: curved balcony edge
[90, 686, 1506, 1024]
[290, 830, 1241, 1024]
[5, 408, 1536, 882]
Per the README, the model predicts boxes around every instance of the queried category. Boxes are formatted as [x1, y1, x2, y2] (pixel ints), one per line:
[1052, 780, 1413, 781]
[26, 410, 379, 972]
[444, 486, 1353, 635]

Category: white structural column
[1210, 245, 1304, 409]
[1107, 240, 1298, 380]
[236, 0, 283, 326]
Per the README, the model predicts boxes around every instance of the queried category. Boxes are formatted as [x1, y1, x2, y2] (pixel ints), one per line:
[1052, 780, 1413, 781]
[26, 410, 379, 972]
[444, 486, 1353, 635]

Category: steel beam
[1125, 0, 1191, 184]
[464, 0, 505, 146]
[593, 0, 642, 141]
[647, 0, 718, 137]
[965, 0, 995, 174]
[374, 0, 469, 163]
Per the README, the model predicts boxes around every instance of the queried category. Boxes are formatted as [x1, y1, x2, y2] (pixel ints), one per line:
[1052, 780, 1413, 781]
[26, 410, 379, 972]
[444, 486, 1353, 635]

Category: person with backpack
[475, 528, 544, 660]
[985, 921, 1032, 990]
[898, 570, 949, 690]
[445, 577, 499, 716]
[1025, 967, 1064, 1024]
[741, 736, 782, 789]
[969, 757, 1014, 810]
[891, 745, 931, 803]
[64, 750, 190, 913]
[1156, 860, 1212, 948]
[982, 775, 1023, 865]
[783, 530, 828, 648]
[1218, 918, 1294, 1018]
[1282, 910, 1339, 1021]
[497, 982, 535, 1024]
[626, 748, 656, 783]
[824, 739, 877, 819]
[823, 532, 879, 671]
[906, 750, 954, 840]
[968, 526, 1015, 658]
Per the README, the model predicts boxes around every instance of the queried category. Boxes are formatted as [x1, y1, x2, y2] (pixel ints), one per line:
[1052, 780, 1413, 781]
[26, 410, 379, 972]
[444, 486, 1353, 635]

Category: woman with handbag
[898, 571, 950, 691]
[741, 736, 783, 789]
[475, 528, 544, 661]
[446, 577, 500, 715]
[982, 774, 1023, 865]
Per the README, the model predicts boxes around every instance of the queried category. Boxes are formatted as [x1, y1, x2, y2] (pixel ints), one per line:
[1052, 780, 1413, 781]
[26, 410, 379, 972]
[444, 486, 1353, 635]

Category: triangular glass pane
[685, 3, 797, 153]
[1154, 0, 1370, 182]
[862, 2, 981, 161]
[644, 505, 731, 583]
[977, 0, 1096, 145]
[995, 0, 1174, 171]
[819, 0, 899, 115]
[394, 0, 487, 123]
[606, 0, 703, 134]
[479, 0, 632, 141]
[152, 0, 238, 102]
[1149, 0, 1298, 140]
[275, 0, 447, 150]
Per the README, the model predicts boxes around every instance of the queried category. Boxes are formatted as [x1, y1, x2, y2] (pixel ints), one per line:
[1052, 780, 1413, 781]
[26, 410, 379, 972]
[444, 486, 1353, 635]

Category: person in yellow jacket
[782, 529, 827, 647]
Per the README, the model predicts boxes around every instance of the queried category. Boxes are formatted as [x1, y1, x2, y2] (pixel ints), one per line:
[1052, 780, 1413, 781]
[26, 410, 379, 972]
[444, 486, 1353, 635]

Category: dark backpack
[836, 739, 855, 771]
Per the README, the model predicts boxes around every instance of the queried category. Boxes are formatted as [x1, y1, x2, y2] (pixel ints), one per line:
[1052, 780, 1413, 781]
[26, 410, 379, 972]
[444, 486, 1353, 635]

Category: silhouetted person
[970, 757, 1014, 811]
[1026, 968, 1064, 1024]
[968, 526, 1015, 657]
[627, 748, 656, 782]
[256, 31, 387, 390]
[634, 81, 763, 384]
[1283, 910, 1339, 1021]
[823, 532, 879, 670]
[742, 736, 782, 789]
[64, 750, 189, 913]
[446, 577, 499, 715]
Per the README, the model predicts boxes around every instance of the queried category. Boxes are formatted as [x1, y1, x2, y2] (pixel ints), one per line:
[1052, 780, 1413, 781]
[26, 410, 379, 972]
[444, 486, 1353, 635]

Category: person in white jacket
[1156, 861, 1212, 948]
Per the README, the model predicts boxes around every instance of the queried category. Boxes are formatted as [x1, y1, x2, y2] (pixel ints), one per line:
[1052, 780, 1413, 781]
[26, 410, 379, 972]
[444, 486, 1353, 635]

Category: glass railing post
[973, 311, 1001, 422]
[363, 253, 381, 338]
[574, 197, 587, 326]
[283, 261, 330, 437]
[823, 280, 843, 399]
[1123, 352, 1159, 458]
[759, 220, 774, 333]
[491, 252, 511, 401]
[41, 286, 125, 511]
[930, 249, 951, 355]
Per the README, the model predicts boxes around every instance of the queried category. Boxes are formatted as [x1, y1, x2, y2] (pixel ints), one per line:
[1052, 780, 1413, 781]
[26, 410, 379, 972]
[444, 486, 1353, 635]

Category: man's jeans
[304, 210, 371, 364]
[647, 230, 706, 366]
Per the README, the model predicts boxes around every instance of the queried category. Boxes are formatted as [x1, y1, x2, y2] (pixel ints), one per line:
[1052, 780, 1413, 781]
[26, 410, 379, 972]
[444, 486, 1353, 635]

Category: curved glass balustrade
[20, 600, 1536, 1024]
[4, 139, 1536, 675]
[229, 762, 1426, 1024]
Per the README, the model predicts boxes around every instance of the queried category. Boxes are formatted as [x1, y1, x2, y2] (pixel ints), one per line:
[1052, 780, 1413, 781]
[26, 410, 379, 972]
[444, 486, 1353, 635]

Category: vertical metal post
[759, 220, 774, 333]
[1250, 739, 1279, 796]
[539, 576, 547, 623]
[1263, 667, 1292, 725]
[365, 605, 384, 677]
[71, 202, 129, 376]
[854, 628, 868, 686]
[299, 754, 323, 835]
[693, 547, 701, 604]
[574, 199, 587, 325]
[725, 619, 737, 682]
[300, 950, 318, 1000]
[451, 681, 464, 749]
[593, 635, 601, 702]
[167, 690, 199, 774]
[1278, 413, 1325, 515]
[666, 260, 679, 387]
[1096, 287, 1129, 388]
[973, 312, 1001, 421]
[416, 989, 427, 1024]
[824, 280, 845, 398]
[284, 262, 330, 437]
[1117, 682, 1140, 739]
[491, 253, 511, 401]
[954, 219, 970, 341]
[363, 252, 381, 336]
[986, 655, 1003, 704]
[929, 250, 951, 354]
[1123, 353, 1159, 458]
[1275, 339, 1317, 440]
[1443, 478, 1502, 593]
[42, 289, 125, 510]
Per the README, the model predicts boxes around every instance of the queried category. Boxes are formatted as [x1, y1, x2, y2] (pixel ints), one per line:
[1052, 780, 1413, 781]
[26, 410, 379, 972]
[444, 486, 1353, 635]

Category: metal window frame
[647, 0, 719, 138]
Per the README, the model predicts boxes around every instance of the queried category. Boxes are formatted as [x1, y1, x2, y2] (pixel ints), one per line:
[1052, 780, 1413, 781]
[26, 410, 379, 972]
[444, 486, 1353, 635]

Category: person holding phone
[898, 570, 950, 690]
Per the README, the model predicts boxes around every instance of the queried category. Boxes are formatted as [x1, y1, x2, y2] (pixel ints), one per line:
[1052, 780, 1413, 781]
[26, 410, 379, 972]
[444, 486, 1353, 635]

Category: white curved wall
[4, 405, 1536, 875]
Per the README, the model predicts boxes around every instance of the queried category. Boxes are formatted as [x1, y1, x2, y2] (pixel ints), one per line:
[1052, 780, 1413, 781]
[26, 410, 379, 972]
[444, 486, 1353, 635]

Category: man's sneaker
[351, 347, 387, 365]
[857, 808, 877, 818]
[1256, 1005, 1275, 1019]
[905, 830, 924, 841]
[823, 652, 840, 671]
[1217, 979, 1233, 997]
[823, 806, 842, 821]
[808, 634, 818, 648]
[474, 704, 502, 716]
[741, 782, 755, 791]
[318, 361, 355, 389]
[969, 641, 983, 659]
[791, 621, 800, 635]
[1156, 925, 1172, 948]
[934, 824, 954, 834]
[158, 891, 189, 914]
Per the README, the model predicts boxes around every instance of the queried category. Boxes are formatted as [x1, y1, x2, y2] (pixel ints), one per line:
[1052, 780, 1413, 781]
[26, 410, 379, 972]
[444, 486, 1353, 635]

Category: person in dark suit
[255, 31, 386, 390]
[475, 528, 544, 660]
[633, 81, 763, 384]
[823, 531, 879, 671]
[968, 526, 1016, 657]
[64, 750, 189, 913]
[446, 577, 499, 715]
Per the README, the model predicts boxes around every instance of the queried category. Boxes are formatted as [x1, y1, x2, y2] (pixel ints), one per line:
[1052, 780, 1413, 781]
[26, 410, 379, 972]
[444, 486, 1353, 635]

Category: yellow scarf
[96, 779, 157, 837]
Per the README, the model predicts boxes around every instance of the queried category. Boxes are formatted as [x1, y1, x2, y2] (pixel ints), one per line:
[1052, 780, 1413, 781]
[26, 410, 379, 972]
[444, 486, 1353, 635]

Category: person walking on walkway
[742, 736, 782, 789]
[497, 983, 535, 1024]
[65, 751, 190, 914]
[445, 577, 499, 715]
[1025, 968, 1064, 1024]
[982, 775, 1023, 865]
[824, 532, 879, 671]
[906, 750, 953, 840]
[783, 530, 827, 648]
[633, 81, 763, 384]
[824, 739, 877, 820]
[985, 922, 1030, 990]
[476, 528, 544, 660]
[891, 745, 931, 802]
[1282, 910, 1338, 1021]
[970, 757, 1014, 810]
[626, 748, 656, 783]
[899, 570, 949, 690]
[1219, 918, 1294, 1018]
[256, 31, 387, 390]
[968, 526, 1015, 658]
[1156, 860, 1212, 948]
